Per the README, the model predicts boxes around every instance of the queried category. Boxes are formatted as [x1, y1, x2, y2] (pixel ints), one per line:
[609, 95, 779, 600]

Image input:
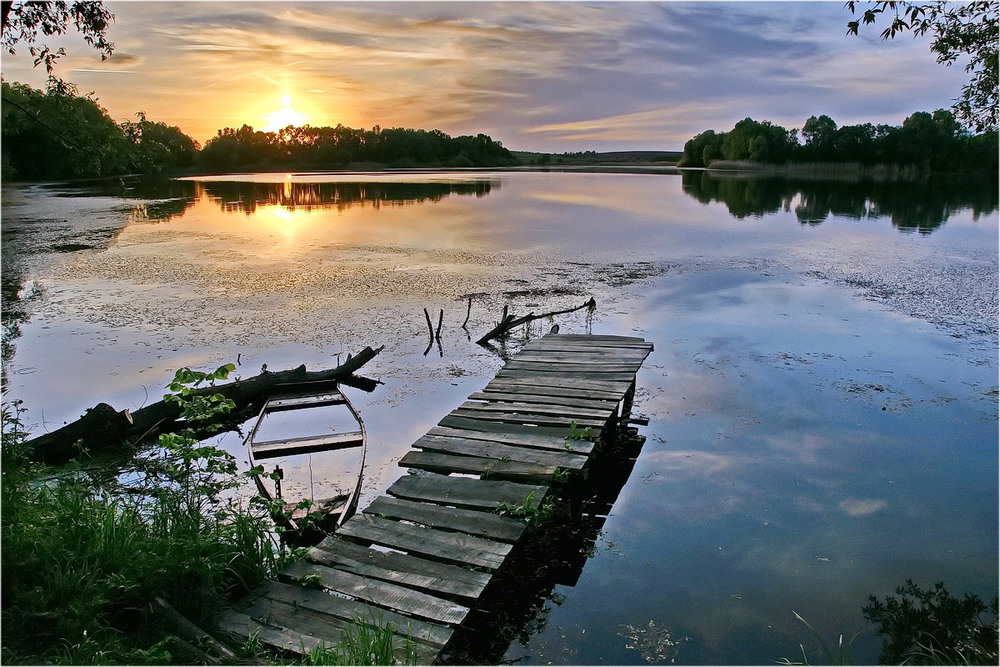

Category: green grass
[0, 372, 284, 664]
[305, 616, 418, 665]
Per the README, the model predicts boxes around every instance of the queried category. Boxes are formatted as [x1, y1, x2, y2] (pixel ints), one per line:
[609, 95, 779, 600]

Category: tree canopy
[678, 111, 998, 172]
[846, 1, 998, 133]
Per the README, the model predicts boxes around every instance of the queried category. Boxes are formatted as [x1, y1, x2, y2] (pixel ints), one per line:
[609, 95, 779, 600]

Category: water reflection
[680, 171, 998, 234]
[198, 179, 497, 216]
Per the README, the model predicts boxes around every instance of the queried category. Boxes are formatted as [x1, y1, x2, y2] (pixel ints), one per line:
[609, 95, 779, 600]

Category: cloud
[0, 1, 972, 150]
[838, 498, 888, 517]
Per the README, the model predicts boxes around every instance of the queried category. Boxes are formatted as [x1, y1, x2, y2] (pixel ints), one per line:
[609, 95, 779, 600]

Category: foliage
[496, 490, 555, 526]
[862, 580, 998, 664]
[1, 81, 200, 180]
[678, 110, 998, 171]
[305, 616, 418, 665]
[846, 1, 998, 133]
[0, 363, 285, 665]
[1, 0, 114, 73]
[198, 122, 516, 171]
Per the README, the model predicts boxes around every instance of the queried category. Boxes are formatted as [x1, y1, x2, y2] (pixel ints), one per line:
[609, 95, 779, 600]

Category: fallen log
[26, 345, 384, 465]
[476, 298, 596, 345]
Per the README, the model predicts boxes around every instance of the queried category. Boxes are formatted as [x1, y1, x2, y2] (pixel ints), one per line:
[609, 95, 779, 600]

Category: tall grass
[1, 368, 284, 664]
[306, 617, 419, 666]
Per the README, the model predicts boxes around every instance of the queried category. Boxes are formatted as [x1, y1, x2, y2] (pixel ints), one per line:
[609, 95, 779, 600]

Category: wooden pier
[219, 333, 653, 663]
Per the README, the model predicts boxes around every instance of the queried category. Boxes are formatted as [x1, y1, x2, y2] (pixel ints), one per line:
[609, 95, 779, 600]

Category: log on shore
[25, 346, 384, 465]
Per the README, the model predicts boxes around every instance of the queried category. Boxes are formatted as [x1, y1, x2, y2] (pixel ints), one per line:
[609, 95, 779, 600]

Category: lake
[2, 169, 997, 664]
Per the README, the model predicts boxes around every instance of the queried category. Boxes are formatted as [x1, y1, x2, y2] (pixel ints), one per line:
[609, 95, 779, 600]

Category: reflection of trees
[198, 180, 498, 215]
[680, 171, 998, 234]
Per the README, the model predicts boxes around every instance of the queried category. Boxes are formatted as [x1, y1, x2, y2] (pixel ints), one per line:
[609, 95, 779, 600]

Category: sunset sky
[0, 1, 975, 152]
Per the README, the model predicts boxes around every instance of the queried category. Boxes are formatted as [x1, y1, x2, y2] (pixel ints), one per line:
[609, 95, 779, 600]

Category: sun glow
[263, 95, 308, 132]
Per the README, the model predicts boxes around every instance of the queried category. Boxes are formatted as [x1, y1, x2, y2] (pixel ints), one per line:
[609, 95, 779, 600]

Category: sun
[263, 95, 308, 132]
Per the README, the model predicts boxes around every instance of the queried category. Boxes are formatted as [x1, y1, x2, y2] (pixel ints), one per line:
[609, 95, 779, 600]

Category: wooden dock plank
[484, 373, 634, 391]
[364, 495, 526, 543]
[468, 390, 618, 412]
[308, 536, 492, 600]
[428, 422, 594, 454]
[399, 450, 559, 483]
[412, 433, 590, 470]
[218, 609, 326, 656]
[511, 350, 652, 365]
[259, 580, 454, 649]
[494, 368, 639, 384]
[337, 514, 511, 570]
[281, 560, 470, 625]
[242, 596, 437, 664]
[501, 360, 643, 374]
[447, 407, 606, 430]
[459, 400, 615, 421]
[388, 472, 548, 511]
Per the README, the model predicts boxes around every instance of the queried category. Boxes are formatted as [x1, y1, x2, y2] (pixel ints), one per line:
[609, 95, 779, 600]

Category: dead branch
[476, 298, 596, 345]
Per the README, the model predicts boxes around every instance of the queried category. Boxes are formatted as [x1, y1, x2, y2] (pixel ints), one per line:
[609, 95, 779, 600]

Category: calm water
[2, 170, 997, 664]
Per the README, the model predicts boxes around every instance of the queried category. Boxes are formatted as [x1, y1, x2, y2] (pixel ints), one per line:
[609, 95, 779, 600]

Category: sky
[0, 1, 976, 152]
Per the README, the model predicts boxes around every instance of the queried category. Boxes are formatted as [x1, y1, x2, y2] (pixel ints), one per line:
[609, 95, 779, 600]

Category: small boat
[245, 381, 366, 546]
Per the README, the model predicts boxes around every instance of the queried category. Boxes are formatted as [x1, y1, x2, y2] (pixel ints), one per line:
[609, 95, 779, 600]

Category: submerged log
[26, 345, 384, 465]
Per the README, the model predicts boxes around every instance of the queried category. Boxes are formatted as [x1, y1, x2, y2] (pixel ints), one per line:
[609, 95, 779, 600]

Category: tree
[801, 114, 839, 160]
[2, 1, 114, 73]
[847, 1, 998, 133]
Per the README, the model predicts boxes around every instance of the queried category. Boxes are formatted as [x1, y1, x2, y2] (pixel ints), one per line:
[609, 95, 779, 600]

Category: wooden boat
[245, 382, 366, 546]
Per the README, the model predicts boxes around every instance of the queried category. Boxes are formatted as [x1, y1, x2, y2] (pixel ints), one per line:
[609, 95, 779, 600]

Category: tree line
[0, 80, 515, 181]
[199, 123, 515, 171]
[678, 111, 999, 172]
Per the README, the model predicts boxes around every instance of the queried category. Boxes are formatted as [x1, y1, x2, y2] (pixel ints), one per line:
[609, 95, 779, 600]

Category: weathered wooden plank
[459, 400, 614, 421]
[447, 407, 606, 430]
[485, 373, 633, 392]
[480, 379, 626, 402]
[337, 513, 511, 570]
[399, 450, 558, 483]
[431, 420, 595, 454]
[217, 608, 325, 656]
[309, 536, 492, 600]
[281, 560, 470, 625]
[242, 596, 437, 664]
[259, 580, 453, 649]
[252, 431, 364, 459]
[502, 360, 642, 374]
[365, 495, 526, 542]
[520, 340, 653, 353]
[512, 350, 652, 365]
[520, 338, 653, 350]
[542, 333, 649, 343]
[388, 471, 548, 511]
[412, 433, 590, 469]
[495, 368, 639, 384]
[469, 390, 618, 412]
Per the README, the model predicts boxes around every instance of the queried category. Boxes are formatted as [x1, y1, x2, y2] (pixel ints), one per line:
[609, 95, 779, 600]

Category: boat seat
[252, 431, 365, 459]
